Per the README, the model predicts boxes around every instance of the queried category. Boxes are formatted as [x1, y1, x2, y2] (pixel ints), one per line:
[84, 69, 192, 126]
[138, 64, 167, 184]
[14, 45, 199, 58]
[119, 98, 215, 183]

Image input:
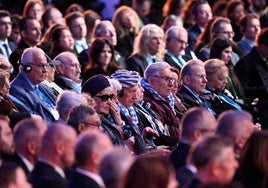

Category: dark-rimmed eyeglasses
[95, 94, 115, 102]
[81, 122, 101, 129]
[152, 76, 178, 84]
[30, 63, 51, 69]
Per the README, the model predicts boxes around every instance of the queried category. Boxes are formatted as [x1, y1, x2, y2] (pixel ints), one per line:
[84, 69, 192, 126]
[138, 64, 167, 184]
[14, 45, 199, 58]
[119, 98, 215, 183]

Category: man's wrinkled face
[183, 64, 207, 95]
[118, 84, 139, 108]
[148, 68, 175, 98]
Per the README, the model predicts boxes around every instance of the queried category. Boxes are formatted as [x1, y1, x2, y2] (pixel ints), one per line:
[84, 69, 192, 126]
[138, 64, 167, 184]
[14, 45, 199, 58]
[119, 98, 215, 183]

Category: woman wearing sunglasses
[82, 74, 134, 149]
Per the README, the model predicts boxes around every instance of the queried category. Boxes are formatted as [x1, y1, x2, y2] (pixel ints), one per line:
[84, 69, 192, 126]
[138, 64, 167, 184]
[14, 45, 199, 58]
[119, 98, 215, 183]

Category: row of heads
[83, 69, 140, 98]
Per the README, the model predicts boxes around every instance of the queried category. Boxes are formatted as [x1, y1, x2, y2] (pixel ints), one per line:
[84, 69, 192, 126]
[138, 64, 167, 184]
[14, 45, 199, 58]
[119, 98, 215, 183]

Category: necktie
[177, 56, 185, 68]
[199, 96, 216, 115]
[34, 86, 54, 108]
[2, 43, 11, 58]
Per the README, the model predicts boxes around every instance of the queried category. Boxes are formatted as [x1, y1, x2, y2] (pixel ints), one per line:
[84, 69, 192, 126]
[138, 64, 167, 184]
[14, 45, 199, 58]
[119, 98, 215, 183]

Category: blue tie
[34, 86, 54, 108]
[199, 96, 216, 115]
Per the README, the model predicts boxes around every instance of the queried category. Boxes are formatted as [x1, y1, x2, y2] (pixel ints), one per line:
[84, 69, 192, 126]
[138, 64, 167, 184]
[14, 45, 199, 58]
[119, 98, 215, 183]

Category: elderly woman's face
[93, 87, 114, 115]
[209, 70, 228, 91]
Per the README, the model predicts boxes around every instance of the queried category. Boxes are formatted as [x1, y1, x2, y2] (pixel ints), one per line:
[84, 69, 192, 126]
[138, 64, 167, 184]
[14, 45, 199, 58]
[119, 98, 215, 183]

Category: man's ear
[20, 30, 26, 38]
[27, 140, 36, 155]
[182, 75, 190, 85]
[56, 64, 64, 74]
[78, 123, 86, 133]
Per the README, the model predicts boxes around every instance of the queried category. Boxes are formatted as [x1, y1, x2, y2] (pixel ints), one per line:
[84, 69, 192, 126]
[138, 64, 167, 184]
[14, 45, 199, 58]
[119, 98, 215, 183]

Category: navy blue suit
[10, 73, 57, 124]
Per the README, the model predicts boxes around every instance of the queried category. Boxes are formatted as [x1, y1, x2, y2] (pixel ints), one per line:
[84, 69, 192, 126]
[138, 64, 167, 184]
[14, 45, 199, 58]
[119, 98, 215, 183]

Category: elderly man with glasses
[140, 62, 183, 145]
[9, 47, 60, 125]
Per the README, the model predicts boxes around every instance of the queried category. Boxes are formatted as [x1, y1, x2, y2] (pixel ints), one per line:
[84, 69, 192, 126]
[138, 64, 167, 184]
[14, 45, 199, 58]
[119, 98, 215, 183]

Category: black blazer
[67, 169, 101, 188]
[178, 85, 203, 109]
[4, 153, 30, 177]
[29, 161, 67, 188]
[235, 46, 268, 101]
[126, 53, 148, 76]
[164, 51, 192, 70]
[170, 142, 191, 170]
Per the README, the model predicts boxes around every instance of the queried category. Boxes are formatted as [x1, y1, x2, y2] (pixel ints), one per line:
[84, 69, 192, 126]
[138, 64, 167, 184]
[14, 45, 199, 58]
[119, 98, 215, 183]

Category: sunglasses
[95, 94, 115, 102]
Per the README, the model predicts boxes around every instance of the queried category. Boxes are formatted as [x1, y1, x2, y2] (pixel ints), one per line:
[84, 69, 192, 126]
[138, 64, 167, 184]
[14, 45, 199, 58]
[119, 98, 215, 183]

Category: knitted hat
[111, 70, 140, 88]
[82, 74, 111, 97]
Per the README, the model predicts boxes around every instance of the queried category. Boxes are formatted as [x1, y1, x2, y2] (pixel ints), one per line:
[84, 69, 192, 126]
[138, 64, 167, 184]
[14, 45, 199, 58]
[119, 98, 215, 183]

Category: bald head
[14, 118, 47, 152]
[181, 107, 217, 143]
[54, 51, 81, 82]
[217, 110, 255, 155]
[75, 130, 113, 172]
[40, 123, 77, 168]
[165, 26, 188, 56]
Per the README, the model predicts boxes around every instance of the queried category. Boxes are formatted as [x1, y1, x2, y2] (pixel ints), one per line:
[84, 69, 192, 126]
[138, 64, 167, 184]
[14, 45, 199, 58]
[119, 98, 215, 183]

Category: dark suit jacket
[164, 51, 192, 70]
[178, 85, 215, 114]
[188, 24, 202, 51]
[178, 85, 203, 109]
[67, 169, 101, 188]
[235, 46, 268, 101]
[54, 75, 74, 91]
[176, 166, 195, 188]
[29, 161, 67, 188]
[170, 142, 191, 170]
[0, 41, 16, 56]
[10, 73, 57, 124]
[4, 153, 31, 177]
[126, 53, 148, 76]
[9, 40, 30, 76]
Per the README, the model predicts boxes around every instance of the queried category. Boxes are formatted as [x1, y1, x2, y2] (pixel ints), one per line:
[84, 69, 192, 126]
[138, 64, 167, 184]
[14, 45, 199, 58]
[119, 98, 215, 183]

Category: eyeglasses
[218, 31, 235, 37]
[30, 63, 51, 69]
[0, 21, 12, 26]
[198, 128, 216, 134]
[81, 122, 101, 128]
[152, 76, 178, 84]
[173, 37, 188, 46]
[95, 94, 115, 102]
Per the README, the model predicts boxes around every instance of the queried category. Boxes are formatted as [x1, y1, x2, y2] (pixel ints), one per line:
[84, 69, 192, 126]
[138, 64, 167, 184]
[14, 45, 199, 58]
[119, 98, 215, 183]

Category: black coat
[67, 169, 101, 188]
[29, 161, 67, 188]
[126, 53, 148, 76]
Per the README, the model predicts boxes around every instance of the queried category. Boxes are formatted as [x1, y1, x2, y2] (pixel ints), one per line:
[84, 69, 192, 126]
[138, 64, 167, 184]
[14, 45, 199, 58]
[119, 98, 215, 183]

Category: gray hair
[20, 47, 45, 65]
[99, 147, 134, 188]
[93, 20, 114, 37]
[56, 90, 88, 120]
[144, 62, 171, 79]
[165, 25, 187, 40]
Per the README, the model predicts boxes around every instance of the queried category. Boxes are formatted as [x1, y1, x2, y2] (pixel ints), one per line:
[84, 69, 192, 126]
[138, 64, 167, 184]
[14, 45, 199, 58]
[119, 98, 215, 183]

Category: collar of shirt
[0, 39, 9, 45]
[58, 76, 82, 93]
[146, 53, 156, 64]
[242, 37, 255, 47]
[18, 153, 34, 172]
[76, 167, 105, 188]
[38, 157, 66, 178]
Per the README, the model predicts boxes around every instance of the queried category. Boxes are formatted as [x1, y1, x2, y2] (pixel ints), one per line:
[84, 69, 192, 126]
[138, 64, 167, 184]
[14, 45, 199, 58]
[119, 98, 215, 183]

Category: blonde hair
[132, 24, 165, 59]
[112, 6, 140, 38]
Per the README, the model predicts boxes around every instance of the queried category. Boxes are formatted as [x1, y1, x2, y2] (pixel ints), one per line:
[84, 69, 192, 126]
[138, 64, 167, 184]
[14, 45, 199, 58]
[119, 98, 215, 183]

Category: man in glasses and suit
[9, 47, 60, 125]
